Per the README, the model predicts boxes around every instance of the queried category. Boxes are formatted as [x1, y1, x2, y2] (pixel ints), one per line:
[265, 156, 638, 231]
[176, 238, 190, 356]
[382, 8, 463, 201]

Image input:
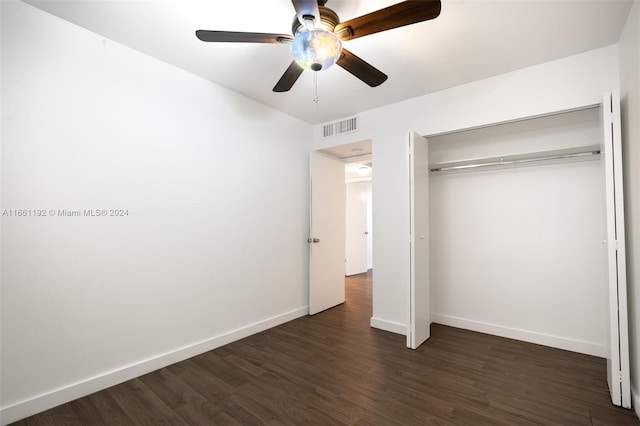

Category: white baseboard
[632, 386, 640, 420]
[431, 313, 607, 358]
[370, 317, 408, 336]
[0, 306, 308, 426]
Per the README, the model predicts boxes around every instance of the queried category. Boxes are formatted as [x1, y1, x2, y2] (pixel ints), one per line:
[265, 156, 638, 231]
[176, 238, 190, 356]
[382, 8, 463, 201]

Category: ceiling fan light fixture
[197, 0, 442, 92]
[291, 29, 342, 71]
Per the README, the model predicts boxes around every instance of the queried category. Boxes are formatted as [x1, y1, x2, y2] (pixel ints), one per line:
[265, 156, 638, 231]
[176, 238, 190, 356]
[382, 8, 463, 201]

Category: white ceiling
[24, 0, 634, 125]
[319, 139, 372, 159]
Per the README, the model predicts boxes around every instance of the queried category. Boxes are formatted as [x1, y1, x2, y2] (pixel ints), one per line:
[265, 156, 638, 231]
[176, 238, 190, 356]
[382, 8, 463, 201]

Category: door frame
[345, 181, 370, 276]
[310, 141, 374, 317]
[308, 151, 346, 315]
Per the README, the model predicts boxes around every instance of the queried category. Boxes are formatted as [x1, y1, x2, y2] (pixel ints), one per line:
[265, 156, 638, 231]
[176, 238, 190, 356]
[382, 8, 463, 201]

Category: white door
[602, 91, 631, 408]
[408, 132, 430, 349]
[309, 152, 346, 315]
[345, 182, 369, 276]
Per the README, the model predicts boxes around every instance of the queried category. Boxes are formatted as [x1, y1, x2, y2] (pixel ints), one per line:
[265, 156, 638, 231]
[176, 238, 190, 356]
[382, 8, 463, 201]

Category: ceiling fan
[196, 0, 441, 92]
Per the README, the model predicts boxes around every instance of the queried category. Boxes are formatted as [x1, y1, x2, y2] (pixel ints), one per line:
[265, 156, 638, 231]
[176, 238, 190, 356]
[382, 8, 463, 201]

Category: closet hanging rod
[430, 147, 601, 173]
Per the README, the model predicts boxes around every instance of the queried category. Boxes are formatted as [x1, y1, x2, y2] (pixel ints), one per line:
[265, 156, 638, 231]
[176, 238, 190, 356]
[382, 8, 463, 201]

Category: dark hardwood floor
[12, 270, 639, 425]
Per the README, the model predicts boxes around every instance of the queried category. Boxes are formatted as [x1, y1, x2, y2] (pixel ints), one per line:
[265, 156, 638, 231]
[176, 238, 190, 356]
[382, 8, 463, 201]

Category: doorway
[315, 140, 373, 312]
[345, 164, 372, 276]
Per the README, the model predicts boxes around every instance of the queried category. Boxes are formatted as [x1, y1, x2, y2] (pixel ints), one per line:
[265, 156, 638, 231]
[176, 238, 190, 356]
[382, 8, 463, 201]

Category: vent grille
[323, 116, 358, 138]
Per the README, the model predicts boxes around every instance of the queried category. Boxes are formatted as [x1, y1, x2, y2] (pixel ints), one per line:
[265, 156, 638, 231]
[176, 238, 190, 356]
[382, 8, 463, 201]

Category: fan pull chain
[313, 72, 320, 104]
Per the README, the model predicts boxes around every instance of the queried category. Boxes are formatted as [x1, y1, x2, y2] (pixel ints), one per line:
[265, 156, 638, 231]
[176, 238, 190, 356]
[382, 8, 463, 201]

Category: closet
[409, 92, 629, 408]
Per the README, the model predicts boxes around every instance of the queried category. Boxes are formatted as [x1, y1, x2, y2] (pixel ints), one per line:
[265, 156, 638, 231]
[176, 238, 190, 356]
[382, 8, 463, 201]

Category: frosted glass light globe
[291, 29, 342, 71]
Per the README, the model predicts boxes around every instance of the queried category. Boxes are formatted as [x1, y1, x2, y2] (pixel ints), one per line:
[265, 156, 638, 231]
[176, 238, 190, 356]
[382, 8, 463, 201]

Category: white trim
[431, 313, 606, 358]
[0, 307, 308, 426]
[370, 317, 408, 335]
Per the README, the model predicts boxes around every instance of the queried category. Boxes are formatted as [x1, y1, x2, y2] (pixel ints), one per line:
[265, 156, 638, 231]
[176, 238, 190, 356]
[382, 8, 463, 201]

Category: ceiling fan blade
[291, 0, 321, 29]
[273, 61, 304, 92]
[196, 30, 292, 44]
[337, 48, 387, 87]
[334, 0, 441, 41]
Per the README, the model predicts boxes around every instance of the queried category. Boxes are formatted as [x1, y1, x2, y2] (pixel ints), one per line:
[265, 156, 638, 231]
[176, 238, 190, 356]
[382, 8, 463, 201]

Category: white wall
[619, 0, 640, 418]
[0, 2, 311, 423]
[429, 109, 607, 356]
[313, 45, 620, 337]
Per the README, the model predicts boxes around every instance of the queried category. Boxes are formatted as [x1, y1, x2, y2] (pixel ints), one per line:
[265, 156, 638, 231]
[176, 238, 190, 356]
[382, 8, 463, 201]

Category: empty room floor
[10, 270, 639, 425]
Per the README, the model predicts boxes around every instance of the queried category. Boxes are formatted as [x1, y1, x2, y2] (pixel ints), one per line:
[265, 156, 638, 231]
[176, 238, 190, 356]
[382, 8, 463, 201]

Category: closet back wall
[429, 109, 608, 356]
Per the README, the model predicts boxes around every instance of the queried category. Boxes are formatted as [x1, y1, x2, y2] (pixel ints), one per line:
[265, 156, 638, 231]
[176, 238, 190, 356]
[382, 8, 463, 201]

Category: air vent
[323, 116, 358, 138]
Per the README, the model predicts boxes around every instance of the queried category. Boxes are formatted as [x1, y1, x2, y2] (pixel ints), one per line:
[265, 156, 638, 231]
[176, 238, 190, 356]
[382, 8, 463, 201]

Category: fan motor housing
[292, 6, 340, 35]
